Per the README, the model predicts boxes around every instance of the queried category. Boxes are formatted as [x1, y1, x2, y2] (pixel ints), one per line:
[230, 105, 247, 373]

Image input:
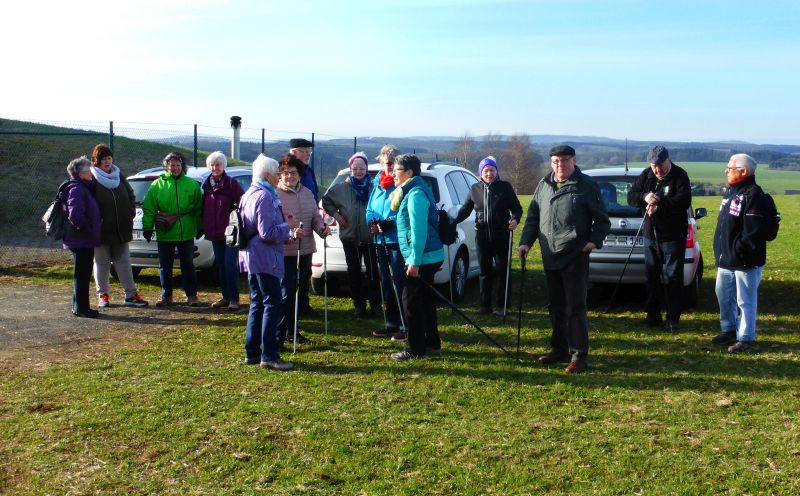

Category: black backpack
[225, 205, 249, 249]
[42, 181, 69, 240]
[763, 193, 780, 242]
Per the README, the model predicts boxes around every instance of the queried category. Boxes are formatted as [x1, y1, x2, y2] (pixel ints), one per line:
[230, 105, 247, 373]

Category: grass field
[1, 194, 799, 493]
[622, 162, 800, 194]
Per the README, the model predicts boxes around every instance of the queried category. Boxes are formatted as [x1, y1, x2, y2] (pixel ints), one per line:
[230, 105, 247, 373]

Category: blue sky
[5, 0, 800, 143]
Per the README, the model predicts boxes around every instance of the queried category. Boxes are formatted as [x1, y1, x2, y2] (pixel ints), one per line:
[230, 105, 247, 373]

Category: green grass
[620, 162, 800, 194]
[1, 204, 800, 493]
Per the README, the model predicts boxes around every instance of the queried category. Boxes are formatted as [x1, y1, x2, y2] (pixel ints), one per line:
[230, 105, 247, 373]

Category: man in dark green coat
[519, 145, 610, 374]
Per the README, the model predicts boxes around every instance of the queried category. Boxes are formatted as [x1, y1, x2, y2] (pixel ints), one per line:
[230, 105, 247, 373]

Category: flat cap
[289, 138, 314, 148]
[647, 145, 669, 165]
[549, 144, 576, 157]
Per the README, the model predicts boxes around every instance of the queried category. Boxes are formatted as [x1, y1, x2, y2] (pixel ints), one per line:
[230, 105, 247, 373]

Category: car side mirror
[694, 207, 707, 220]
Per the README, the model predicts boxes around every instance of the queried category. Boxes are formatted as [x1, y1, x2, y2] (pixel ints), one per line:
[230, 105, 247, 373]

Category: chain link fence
[0, 118, 443, 269]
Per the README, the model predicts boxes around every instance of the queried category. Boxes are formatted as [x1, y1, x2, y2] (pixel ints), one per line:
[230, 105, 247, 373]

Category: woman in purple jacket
[202, 151, 245, 311]
[239, 154, 294, 371]
[62, 156, 102, 318]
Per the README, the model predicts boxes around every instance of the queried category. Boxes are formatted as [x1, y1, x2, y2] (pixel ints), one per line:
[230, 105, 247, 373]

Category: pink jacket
[277, 182, 323, 256]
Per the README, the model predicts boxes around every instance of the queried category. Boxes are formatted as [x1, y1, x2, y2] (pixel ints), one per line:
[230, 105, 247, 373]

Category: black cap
[289, 138, 313, 148]
[549, 144, 576, 157]
[647, 145, 670, 165]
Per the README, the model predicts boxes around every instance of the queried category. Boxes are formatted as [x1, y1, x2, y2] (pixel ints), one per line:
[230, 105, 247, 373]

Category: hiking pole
[607, 209, 648, 310]
[446, 242, 455, 314]
[323, 217, 330, 342]
[422, 278, 515, 360]
[293, 221, 304, 355]
[502, 229, 514, 324]
[381, 232, 407, 336]
[517, 255, 526, 360]
[373, 232, 388, 328]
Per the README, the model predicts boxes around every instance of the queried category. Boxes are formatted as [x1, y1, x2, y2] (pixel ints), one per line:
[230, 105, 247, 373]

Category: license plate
[606, 235, 643, 247]
[132, 230, 155, 241]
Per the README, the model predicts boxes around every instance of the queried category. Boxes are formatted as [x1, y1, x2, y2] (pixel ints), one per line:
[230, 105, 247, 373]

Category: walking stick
[323, 218, 329, 342]
[293, 222, 303, 355]
[503, 229, 514, 324]
[446, 243, 455, 314]
[607, 209, 648, 310]
[381, 231, 407, 335]
[373, 232, 388, 327]
[517, 255, 526, 360]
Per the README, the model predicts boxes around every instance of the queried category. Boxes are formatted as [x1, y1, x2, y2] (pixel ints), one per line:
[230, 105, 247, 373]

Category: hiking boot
[244, 357, 260, 365]
[155, 296, 172, 307]
[565, 359, 588, 374]
[287, 333, 312, 345]
[211, 298, 229, 309]
[391, 350, 425, 361]
[372, 328, 395, 338]
[728, 341, 753, 353]
[261, 359, 294, 371]
[711, 332, 737, 345]
[228, 301, 240, 311]
[391, 331, 407, 342]
[476, 306, 492, 315]
[186, 296, 202, 307]
[124, 293, 149, 308]
[538, 349, 571, 365]
[98, 293, 110, 308]
[73, 309, 99, 318]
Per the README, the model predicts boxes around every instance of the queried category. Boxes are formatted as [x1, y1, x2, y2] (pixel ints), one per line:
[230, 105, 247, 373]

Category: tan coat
[278, 182, 324, 256]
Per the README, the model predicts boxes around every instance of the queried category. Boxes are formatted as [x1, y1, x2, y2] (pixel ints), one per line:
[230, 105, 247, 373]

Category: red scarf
[379, 171, 394, 190]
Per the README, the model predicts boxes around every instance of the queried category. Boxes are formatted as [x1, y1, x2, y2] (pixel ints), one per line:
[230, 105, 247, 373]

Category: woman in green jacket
[142, 152, 203, 307]
[389, 154, 444, 361]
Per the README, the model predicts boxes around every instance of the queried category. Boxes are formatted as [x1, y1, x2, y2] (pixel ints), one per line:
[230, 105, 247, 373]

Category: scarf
[350, 175, 370, 204]
[389, 177, 413, 211]
[379, 171, 394, 190]
[91, 164, 120, 189]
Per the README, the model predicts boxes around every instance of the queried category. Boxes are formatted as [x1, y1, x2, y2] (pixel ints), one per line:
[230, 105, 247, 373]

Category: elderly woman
[452, 156, 522, 316]
[90, 144, 149, 308]
[63, 156, 102, 318]
[141, 151, 203, 307]
[366, 145, 406, 340]
[202, 151, 245, 311]
[389, 154, 445, 361]
[276, 154, 330, 347]
[321, 151, 380, 318]
[239, 154, 293, 371]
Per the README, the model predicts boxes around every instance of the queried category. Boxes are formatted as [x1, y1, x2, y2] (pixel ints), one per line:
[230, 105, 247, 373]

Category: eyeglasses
[724, 167, 744, 172]
[393, 167, 406, 172]
[280, 171, 299, 177]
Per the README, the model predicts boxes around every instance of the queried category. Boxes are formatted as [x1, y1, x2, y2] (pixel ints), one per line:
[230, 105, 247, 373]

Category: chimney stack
[230, 116, 242, 160]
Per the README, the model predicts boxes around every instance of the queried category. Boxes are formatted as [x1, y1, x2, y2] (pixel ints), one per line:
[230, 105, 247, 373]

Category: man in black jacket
[627, 145, 692, 332]
[453, 156, 523, 316]
[711, 154, 770, 353]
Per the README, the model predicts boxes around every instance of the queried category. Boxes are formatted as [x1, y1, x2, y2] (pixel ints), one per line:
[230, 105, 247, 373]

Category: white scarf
[91, 164, 121, 189]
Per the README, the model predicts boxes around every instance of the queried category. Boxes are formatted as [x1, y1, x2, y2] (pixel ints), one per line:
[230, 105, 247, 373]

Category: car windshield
[595, 176, 643, 217]
[325, 172, 440, 202]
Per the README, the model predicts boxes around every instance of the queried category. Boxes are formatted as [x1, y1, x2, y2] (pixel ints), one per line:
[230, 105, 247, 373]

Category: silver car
[311, 162, 481, 300]
[127, 165, 253, 276]
[583, 167, 707, 307]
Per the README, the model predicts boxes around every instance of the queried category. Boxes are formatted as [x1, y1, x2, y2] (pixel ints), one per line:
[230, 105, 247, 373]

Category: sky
[4, 0, 800, 144]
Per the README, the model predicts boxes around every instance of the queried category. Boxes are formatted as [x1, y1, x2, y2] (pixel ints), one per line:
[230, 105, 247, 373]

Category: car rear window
[595, 176, 643, 217]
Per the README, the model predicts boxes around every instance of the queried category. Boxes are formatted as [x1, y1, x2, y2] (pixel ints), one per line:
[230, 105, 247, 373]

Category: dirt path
[0, 276, 227, 373]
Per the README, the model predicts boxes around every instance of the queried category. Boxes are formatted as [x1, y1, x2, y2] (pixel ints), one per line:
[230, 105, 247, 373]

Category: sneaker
[391, 331, 407, 342]
[186, 296, 202, 307]
[211, 298, 229, 309]
[711, 332, 737, 345]
[565, 359, 588, 374]
[372, 328, 394, 338]
[261, 359, 294, 371]
[728, 341, 753, 353]
[391, 350, 425, 361]
[124, 293, 149, 308]
[228, 301, 240, 311]
[98, 293, 110, 307]
[476, 306, 492, 315]
[155, 296, 172, 307]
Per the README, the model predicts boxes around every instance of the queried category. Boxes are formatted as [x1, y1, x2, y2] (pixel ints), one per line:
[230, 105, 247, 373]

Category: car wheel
[450, 249, 468, 302]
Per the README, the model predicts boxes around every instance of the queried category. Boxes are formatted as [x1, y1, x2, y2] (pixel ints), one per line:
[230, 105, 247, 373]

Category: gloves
[378, 219, 395, 232]
[143, 230, 153, 243]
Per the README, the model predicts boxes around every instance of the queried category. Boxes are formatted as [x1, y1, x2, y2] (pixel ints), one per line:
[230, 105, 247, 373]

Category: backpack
[42, 181, 69, 240]
[224, 205, 249, 248]
[437, 205, 458, 245]
[763, 193, 780, 242]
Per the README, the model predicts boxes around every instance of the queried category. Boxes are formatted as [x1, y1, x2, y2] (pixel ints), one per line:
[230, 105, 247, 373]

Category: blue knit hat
[478, 156, 498, 176]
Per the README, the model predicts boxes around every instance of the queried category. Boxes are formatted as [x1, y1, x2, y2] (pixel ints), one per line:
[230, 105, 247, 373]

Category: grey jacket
[321, 177, 371, 244]
[519, 167, 611, 270]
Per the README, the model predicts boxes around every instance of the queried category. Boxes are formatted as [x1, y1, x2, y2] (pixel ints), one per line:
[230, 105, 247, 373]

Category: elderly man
[711, 154, 773, 353]
[289, 137, 319, 316]
[519, 145, 610, 374]
[627, 145, 691, 332]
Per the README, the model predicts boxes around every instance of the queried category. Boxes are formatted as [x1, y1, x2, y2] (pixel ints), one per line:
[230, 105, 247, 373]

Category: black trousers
[341, 240, 381, 312]
[71, 247, 95, 314]
[643, 238, 685, 323]
[544, 253, 590, 360]
[402, 262, 442, 355]
[477, 229, 512, 309]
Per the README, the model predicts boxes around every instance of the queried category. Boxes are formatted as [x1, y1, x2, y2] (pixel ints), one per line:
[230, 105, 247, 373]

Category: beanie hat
[349, 151, 369, 168]
[478, 156, 498, 176]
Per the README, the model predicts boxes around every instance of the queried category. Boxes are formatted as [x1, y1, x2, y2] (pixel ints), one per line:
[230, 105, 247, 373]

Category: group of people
[60, 139, 774, 374]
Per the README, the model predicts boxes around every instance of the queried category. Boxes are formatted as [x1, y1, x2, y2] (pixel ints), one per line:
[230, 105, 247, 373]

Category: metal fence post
[193, 124, 198, 167]
[353, 137, 357, 154]
[262, 128, 265, 154]
[311, 132, 316, 184]
[109, 121, 114, 151]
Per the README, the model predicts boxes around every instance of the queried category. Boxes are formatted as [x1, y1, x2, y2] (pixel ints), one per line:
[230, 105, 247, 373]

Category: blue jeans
[715, 266, 762, 342]
[643, 238, 685, 323]
[278, 254, 312, 344]
[376, 242, 406, 331]
[212, 240, 240, 303]
[156, 240, 198, 298]
[71, 247, 94, 314]
[245, 272, 283, 362]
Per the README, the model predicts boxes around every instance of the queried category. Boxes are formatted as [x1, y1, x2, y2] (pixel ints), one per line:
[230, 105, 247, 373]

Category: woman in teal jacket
[389, 154, 444, 361]
[142, 152, 203, 307]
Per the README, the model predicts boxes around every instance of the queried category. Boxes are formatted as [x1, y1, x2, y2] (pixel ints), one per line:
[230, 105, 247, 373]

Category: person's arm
[141, 181, 158, 232]
[507, 182, 523, 229]
[627, 170, 649, 208]
[585, 181, 611, 249]
[66, 185, 90, 231]
[452, 190, 475, 224]
[735, 188, 769, 259]
[122, 176, 136, 218]
[256, 194, 290, 244]
[660, 169, 691, 211]
[405, 190, 428, 268]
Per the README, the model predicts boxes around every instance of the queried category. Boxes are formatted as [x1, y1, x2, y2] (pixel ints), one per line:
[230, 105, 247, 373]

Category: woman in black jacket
[452, 156, 522, 315]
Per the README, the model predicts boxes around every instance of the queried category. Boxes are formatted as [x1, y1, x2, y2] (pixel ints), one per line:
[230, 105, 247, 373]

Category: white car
[583, 167, 707, 307]
[127, 165, 253, 276]
[311, 162, 481, 300]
